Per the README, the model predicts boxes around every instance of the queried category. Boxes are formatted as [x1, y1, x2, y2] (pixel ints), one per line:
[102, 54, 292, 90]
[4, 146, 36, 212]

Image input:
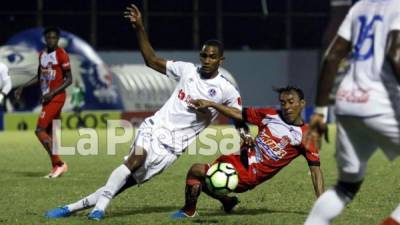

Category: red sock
[36, 130, 63, 167]
[182, 178, 202, 216]
[51, 155, 63, 167]
[379, 218, 400, 225]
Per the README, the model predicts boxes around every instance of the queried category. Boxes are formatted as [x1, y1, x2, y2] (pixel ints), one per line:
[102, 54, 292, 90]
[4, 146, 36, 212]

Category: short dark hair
[43, 27, 61, 36]
[274, 85, 305, 100]
[203, 39, 224, 56]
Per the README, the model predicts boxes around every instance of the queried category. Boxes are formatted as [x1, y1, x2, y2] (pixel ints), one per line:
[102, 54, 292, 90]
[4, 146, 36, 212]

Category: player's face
[199, 45, 224, 77]
[279, 91, 305, 125]
[44, 31, 59, 50]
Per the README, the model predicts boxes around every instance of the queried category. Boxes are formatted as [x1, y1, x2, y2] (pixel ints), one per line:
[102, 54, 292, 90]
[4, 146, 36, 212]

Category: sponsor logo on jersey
[255, 131, 288, 161]
[336, 88, 370, 103]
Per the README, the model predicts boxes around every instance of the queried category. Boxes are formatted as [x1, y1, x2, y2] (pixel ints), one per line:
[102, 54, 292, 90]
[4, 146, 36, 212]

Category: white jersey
[336, 0, 400, 117]
[0, 62, 11, 95]
[145, 61, 242, 153]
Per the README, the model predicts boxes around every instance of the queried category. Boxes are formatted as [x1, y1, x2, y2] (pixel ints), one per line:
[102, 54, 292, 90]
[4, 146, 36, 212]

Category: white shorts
[336, 114, 400, 182]
[128, 118, 179, 184]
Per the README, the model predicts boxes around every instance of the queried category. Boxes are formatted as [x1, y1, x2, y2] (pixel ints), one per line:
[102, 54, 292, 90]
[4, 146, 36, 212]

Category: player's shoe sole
[88, 210, 105, 221]
[170, 210, 198, 219]
[45, 206, 71, 218]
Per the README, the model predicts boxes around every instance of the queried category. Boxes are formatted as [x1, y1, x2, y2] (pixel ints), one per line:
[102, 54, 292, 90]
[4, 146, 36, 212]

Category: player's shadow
[202, 207, 307, 216]
[109, 205, 179, 218]
[12, 171, 46, 177]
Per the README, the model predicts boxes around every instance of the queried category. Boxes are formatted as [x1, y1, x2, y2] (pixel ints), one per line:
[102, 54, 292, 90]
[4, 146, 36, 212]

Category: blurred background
[0, 0, 351, 130]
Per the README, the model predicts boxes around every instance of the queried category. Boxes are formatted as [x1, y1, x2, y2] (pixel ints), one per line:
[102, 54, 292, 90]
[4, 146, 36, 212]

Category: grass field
[0, 125, 399, 225]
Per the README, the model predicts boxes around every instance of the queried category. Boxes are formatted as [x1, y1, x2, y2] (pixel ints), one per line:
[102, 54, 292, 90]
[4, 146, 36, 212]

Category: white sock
[66, 187, 105, 212]
[93, 164, 131, 212]
[304, 189, 349, 225]
[391, 204, 400, 223]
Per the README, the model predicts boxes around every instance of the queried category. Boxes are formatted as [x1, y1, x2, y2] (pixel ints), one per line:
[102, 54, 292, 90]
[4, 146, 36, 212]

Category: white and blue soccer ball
[205, 162, 239, 195]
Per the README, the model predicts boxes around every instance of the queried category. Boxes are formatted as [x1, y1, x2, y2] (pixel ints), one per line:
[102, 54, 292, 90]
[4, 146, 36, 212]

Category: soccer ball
[205, 162, 239, 195]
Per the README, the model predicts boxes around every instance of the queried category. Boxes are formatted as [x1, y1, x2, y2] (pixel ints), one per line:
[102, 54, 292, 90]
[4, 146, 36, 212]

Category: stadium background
[0, 0, 333, 130]
[2, 1, 400, 225]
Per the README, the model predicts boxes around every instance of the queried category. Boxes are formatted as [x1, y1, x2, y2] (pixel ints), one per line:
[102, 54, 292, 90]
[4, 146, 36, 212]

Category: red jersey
[39, 47, 70, 103]
[244, 107, 320, 185]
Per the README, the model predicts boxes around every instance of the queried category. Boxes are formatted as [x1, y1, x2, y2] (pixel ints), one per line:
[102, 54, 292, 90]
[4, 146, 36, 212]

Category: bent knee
[188, 163, 207, 178]
[124, 147, 148, 171]
[35, 127, 45, 136]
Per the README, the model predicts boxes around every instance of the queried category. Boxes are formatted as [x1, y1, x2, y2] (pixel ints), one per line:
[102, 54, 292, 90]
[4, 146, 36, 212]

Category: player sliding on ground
[171, 86, 325, 218]
[45, 4, 242, 221]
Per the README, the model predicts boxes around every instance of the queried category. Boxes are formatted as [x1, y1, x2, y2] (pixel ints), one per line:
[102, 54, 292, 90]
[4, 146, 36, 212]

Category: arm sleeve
[222, 85, 242, 111]
[0, 64, 12, 95]
[337, 7, 353, 41]
[389, 7, 400, 31]
[243, 108, 275, 126]
[165, 61, 194, 81]
[58, 50, 71, 71]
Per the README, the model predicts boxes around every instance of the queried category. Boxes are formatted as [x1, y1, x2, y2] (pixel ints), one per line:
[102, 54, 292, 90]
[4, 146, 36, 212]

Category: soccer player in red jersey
[171, 86, 325, 218]
[15, 27, 72, 178]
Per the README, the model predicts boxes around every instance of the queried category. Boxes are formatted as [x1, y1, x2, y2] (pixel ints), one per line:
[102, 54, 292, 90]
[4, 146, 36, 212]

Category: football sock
[67, 187, 106, 212]
[379, 218, 400, 225]
[304, 189, 349, 225]
[66, 176, 138, 213]
[93, 164, 131, 212]
[182, 178, 201, 216]
[36, 130, 63, 167]
[51, 155, 63, 167]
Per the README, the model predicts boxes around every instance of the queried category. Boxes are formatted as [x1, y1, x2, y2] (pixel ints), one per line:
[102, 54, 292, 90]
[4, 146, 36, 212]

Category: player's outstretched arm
[309, 165, 324, 197]
[386, 30, 400, 84]
[190, 99, 242, 121]
[124, 4, 167, 74]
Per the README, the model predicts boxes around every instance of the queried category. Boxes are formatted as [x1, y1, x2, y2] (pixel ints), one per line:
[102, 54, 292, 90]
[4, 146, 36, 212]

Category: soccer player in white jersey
[304, 0, 400, 225]
[0, 62, 12, 110]
[45, 3, 242, 221]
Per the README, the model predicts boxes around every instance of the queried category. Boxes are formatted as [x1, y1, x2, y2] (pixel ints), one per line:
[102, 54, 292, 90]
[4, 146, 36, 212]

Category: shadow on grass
[109, 205, 178, 218]
[13, 171, 46, 177]
[201, 207, 307, 216]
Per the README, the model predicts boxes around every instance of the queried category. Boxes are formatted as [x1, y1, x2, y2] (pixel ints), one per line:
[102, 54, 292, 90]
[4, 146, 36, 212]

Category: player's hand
[304, 113, 328, 149]
[124, 4, 144, 29]
[190, 99, 214, 109]
[14, 87, 23, 100]
[41, 92, 54, 104]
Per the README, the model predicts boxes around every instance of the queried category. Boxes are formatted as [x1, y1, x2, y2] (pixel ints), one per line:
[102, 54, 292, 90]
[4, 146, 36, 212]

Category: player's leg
[46, 106, 68, 178]
[305, 116, 377, 225]
[45, 176, 138, 218]
[172, 163, 205, 218]
[369, 113, 400, 225]
[87, 145, 147, 220]
[36, 102, 66, 177]
[173, 161, 240, 219]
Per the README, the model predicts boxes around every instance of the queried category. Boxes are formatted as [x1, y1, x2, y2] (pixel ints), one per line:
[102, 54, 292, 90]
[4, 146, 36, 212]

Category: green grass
[0, 125, 399, 225]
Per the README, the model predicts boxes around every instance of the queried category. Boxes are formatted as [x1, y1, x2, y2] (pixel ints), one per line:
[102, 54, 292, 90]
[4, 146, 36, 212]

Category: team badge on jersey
[208, 88, 216, 97]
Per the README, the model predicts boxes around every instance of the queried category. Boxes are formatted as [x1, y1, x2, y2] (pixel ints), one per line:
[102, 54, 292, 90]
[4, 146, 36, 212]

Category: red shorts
[37, 101, 65, 130]
[210, 152, 259, 193]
